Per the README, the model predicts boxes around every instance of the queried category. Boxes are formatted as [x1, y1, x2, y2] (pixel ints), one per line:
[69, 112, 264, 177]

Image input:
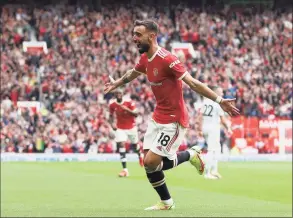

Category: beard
[116, 98, 122, 103]
[138, 43, 150, 54]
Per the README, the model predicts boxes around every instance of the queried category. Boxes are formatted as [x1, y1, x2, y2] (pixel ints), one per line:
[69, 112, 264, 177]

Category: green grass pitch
[1, 161, 292, 217]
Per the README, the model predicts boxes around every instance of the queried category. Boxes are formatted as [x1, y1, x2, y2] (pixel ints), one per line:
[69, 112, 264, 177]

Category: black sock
[146, 170, 171, 200]
[120, 151, 127, 169]
[162, 151, 190, 171]
[132, 143, 141, 157]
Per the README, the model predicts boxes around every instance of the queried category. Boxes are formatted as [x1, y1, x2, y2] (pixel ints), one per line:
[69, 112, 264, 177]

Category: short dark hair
[134, 19, 159, 34]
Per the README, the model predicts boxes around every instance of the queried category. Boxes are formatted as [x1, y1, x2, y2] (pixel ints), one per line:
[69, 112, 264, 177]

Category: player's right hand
[111, 124, 117, 131]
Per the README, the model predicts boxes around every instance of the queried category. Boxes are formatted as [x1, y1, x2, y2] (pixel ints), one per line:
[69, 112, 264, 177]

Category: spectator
[0, 1, 292, 154]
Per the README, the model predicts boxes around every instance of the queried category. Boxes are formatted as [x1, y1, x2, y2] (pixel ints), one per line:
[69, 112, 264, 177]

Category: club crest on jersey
[153, 68, 158, 76]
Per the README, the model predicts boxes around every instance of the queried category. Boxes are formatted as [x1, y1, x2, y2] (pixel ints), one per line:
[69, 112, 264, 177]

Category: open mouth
[137, 43, 141, 48]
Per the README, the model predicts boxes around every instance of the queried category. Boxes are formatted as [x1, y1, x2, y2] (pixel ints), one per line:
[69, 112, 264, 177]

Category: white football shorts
[115, 127, 139, 144]
[143, 119, 187, 160]
[203, 126, 221, 152]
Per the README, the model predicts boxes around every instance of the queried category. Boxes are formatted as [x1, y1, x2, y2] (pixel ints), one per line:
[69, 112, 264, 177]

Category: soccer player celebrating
[109, 89, 143, 177]
[198, 86, 233, 180]
[104, 20, 240, 210]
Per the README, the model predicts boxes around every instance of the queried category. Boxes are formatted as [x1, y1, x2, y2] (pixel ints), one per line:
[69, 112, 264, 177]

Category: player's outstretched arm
[104, 69, 141, 94]
[182, 73, 240, 116]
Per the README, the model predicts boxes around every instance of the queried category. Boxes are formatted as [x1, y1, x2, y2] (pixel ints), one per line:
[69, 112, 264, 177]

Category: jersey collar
[115, 98, 125, 105]
[148, 46, 161, 62]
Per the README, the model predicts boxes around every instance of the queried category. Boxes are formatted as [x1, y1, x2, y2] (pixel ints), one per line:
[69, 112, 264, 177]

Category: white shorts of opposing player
[203, 126, 222, 179]
[115, 127, 139, 144]
[143, 119, 187, 160]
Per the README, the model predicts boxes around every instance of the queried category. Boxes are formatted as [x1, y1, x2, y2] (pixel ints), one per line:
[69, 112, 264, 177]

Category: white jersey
[200, 98, 224, 131]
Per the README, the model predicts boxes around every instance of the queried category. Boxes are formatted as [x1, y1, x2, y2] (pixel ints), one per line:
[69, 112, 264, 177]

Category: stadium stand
[0, 0, 292, 154]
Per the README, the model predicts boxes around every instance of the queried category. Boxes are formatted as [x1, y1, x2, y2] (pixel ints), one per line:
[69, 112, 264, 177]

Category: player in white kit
[198, 86, 232, 179]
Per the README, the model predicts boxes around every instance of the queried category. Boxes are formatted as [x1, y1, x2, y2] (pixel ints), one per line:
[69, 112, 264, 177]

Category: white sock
[211, 159, 218, 174]
[162, 198, 174, 205]
[205, 152, 213, 175]
[187, 150, 195, 160]
[204, 163, 210, 175]
[123, 168, 128, 172]
[210, 150, 219, 173]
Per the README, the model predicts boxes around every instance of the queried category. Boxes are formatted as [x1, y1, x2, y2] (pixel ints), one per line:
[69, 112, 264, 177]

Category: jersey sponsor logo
[169, 59, 180, 68]
[153, 68, 158, 76]
[156, 146, 162, 151]
[149, 81, 162, 86]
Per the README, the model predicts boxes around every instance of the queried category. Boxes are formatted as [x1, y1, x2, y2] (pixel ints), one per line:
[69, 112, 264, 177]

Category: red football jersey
[109, 99, 136, 129]
[134, 47, 189, 128]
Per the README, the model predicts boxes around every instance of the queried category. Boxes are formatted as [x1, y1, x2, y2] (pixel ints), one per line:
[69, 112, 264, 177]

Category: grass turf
[1, 161, 292, 217]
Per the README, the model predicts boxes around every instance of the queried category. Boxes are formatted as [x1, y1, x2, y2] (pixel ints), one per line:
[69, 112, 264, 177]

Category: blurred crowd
[1, 2, 292, 153]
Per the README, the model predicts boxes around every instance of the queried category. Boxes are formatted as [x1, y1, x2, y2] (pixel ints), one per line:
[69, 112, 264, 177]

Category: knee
[118, 142, 125, 147]
[118, 145, 126, 153]
[144, 157, 158, 170]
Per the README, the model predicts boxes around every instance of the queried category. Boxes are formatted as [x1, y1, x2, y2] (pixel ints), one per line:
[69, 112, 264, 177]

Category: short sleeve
[129, 101, 136, 111]
[134, 54, 147, 74]
[165, 55, 188, 80]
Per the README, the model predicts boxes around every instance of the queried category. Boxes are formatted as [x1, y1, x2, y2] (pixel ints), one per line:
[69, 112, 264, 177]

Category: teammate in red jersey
[104, 19, 240, 210]
[109, 89, 144, 177]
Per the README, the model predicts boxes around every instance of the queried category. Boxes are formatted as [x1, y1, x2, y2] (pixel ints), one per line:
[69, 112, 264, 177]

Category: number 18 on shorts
[143, 119, 187, 160]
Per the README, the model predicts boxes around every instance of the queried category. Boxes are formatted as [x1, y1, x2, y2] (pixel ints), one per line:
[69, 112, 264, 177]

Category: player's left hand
[225, 127, 233, 137]
[104, 82, 117, 94]
[219, 98, 240, 116]
[227, 128, 233, 135]
[225, 129, 233, 138]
